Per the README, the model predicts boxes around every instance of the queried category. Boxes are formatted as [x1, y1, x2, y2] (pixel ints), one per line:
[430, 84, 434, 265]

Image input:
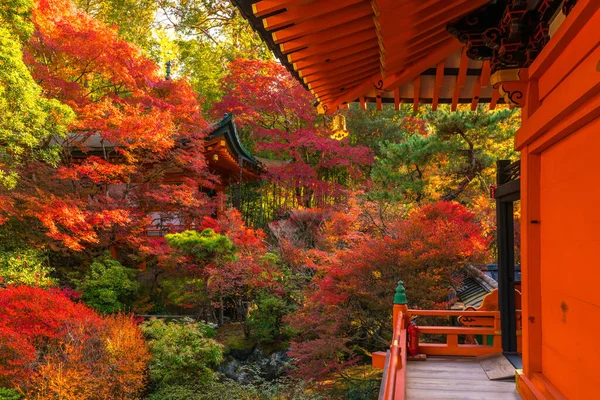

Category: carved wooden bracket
[448, 0, 577, 73]
[490, 68, 528, 108]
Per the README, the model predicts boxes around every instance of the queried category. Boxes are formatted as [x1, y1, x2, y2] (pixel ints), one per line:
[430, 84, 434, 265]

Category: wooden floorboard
[406, 356, 521, 400]
[478, 353, 517, 380]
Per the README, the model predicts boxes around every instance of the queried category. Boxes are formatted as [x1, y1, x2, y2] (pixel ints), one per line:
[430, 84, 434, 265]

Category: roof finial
[165, 60, 171, 81]
[394, 280, 407, 305]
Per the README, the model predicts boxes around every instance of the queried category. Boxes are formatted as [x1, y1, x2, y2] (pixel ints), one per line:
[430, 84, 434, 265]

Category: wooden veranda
[405, 357, 519, 400]
[373, 291, 522, 400]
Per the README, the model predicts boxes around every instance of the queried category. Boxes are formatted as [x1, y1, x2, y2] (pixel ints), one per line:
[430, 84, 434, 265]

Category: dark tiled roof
[209, 114, 263, 172]
[455, 276, 491, 309]
[451, 265, 498, 309]
[483, 264, 521, 283]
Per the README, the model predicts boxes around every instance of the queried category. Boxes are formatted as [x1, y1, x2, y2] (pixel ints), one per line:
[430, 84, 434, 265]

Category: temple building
[204, 114, 264, 216]
[234, 0, 600, 398]
[68, 114, 263, 236]
[147, 114, 264, 235]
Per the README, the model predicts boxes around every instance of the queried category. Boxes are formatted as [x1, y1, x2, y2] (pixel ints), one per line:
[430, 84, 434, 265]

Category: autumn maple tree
[286, 201, 488, 380]
[160, 209, 281, 325]
[213, 58, 373, 210]
[0, 286, 149, 399]
[0, 0, 213, 254]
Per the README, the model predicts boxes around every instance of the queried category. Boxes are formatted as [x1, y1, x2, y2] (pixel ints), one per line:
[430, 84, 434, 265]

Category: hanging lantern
[330, 114, 349, 140]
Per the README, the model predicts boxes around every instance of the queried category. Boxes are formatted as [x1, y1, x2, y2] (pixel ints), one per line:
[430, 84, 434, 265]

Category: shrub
[146, 378, 323, 400]
[0, 286, 149, 399]
[147, 381, 257, 400]
[0, 285, 104, 386]
[99, 314, 151, 397]
[0, 388, 21, 400]
[0, 249, 55, 287]
[79, 255, 139, 313]
[141, 318, 222, 387]
[247, 292, 295, 344]
[165, 229, 235, 262]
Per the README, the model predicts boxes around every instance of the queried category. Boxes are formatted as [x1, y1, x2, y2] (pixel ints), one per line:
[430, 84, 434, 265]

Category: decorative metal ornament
[316, 103, 328, 115]
[330, 114, 349, 140]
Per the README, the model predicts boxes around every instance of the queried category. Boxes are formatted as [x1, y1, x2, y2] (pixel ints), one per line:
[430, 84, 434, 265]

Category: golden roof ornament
[330, 114, 349, 140]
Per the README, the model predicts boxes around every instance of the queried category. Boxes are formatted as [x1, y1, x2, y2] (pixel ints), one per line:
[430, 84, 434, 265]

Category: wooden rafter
[262, 0, 363, 30]
[272, 2, 373, 44]
[293, 39, 377, 70]
[456, 48, 469, 87]
[310, 68, 379, 92]
[490, 87, 500, 110]
[472, 60, 490, 110]
[433, 61, 444, 111]
[316, 75, 378, 98]
[402, 27, 446, 49]
[451, 47, 469, 111]
[301, 52, 379, 79]
[382, 39, 461, 91]
[480, 60, 491, 85]
[383, 35, 450, 73]
[322, 73, 381, 111]
[252, 0, 315, 17]
[287, 29, 377, 63]
[306, 63, 377, 88]
[280, 15, 374, 53]
[378, 0, 487, 41]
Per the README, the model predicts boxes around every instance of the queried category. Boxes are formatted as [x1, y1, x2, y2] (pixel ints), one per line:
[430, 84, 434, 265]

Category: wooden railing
[374, 308, 517, 399]
[146, 224, 187, 237]
[379, 311, 408, 400]
[408, 309, 503, 356]
[374, 282, 520, 399]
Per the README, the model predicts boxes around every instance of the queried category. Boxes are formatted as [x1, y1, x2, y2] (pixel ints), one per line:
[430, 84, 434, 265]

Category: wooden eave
[234, 0, 507, 112]
[205, 114, 264, 181]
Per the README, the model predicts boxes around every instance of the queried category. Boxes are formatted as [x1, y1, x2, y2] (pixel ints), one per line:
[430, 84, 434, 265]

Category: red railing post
[381, 281, 409, 400]
[393, 280, 409, 332]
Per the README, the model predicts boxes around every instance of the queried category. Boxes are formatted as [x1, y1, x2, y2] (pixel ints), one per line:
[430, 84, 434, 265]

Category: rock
[219, 348, 290, 383]
[228, 345, 255, 361]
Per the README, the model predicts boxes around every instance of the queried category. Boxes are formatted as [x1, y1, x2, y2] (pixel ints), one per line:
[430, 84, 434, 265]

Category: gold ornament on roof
[330, 114, 349, 140]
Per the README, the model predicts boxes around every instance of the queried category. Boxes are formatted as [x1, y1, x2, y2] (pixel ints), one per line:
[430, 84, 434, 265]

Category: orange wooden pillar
[506, 1, 600, 398]
[215, 185, 226, 218]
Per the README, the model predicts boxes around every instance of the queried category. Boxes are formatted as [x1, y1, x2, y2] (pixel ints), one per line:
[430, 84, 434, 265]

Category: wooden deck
[406, 357, 521, 400]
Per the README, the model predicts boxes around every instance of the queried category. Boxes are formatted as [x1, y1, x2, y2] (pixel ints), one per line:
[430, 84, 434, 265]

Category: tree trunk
[219, 295, 224, 326]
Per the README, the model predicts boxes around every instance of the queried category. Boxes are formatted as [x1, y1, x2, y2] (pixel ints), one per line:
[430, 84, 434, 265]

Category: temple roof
[205, 114, 264, 180]
[234, 0, 568, 113]
[233, 0, 499, 112]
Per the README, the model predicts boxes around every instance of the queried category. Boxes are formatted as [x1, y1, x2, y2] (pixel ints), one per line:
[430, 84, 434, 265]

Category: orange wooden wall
[516, 1, 600, 398]
[539, 117, 600, 399]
